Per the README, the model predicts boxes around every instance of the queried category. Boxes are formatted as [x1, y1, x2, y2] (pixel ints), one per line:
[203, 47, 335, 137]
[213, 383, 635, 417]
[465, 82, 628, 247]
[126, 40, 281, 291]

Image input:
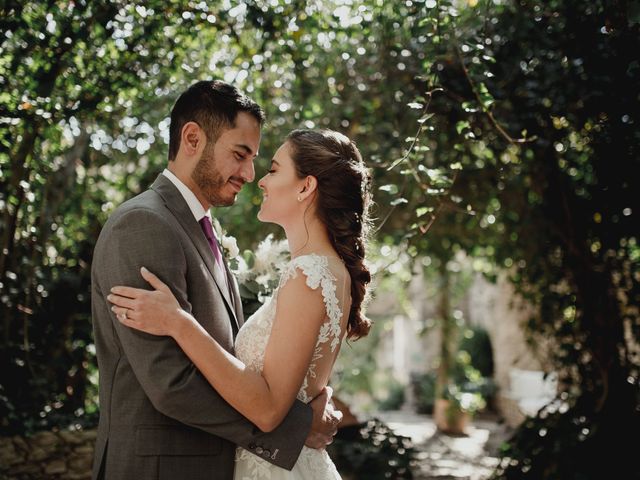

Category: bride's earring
[297, 195, 302, 202]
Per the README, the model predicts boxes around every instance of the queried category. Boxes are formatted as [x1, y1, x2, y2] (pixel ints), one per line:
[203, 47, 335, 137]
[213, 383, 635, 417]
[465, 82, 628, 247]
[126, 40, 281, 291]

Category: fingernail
[141, 266, 148, 273]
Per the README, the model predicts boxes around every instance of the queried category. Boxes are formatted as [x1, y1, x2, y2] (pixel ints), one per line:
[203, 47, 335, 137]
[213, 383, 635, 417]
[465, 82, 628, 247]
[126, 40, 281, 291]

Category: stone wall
[0, 429, 95, 480]
[370, 262, 554, 427]
[466, 272, 554, 426]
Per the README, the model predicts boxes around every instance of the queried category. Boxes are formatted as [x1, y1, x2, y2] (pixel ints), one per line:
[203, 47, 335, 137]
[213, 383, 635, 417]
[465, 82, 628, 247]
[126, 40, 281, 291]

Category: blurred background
[1, 1, 638, 479]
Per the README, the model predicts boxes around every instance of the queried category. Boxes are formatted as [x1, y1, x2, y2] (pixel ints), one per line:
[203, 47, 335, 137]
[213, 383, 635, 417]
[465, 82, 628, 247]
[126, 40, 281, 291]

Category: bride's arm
[109, 267, 325, 432]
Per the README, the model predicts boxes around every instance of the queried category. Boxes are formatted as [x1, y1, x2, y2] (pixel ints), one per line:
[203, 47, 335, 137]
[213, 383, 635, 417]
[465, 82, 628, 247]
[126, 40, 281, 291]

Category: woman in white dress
[108, 129, 372, 479]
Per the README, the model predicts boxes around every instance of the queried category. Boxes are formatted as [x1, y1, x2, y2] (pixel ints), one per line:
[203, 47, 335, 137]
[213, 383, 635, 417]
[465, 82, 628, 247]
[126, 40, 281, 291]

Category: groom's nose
[239, 158, 255, 183]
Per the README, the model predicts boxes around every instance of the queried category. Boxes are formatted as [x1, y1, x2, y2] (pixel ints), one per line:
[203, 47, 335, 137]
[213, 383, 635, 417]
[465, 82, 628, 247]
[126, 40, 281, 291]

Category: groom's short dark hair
[168, 80, 265, 161]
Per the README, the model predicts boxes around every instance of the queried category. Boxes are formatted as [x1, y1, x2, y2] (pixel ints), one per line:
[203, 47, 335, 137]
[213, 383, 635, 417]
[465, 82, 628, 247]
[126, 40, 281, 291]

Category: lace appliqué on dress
[279, 255, 343, 403]
[233, 254, 345, 479]
[235, 446, 341, 480]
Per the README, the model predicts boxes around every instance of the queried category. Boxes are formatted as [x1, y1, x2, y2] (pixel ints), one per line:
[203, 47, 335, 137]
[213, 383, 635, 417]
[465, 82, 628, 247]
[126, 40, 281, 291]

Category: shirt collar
[162, 169, 211, 222]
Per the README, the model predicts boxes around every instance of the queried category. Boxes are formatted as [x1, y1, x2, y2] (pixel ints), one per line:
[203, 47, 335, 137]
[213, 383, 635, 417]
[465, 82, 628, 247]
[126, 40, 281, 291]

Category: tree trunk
[435, 262, 453, 401]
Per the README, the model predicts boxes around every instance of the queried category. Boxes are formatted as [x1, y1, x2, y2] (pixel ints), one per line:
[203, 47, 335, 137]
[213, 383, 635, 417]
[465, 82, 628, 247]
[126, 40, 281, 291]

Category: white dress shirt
[162, 169, 230, 292]
[162, 168, 210, 223]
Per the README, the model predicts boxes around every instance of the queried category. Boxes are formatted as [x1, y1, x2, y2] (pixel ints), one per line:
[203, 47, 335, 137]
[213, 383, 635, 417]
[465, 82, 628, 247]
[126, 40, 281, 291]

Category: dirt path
[374, 411, 513, 480]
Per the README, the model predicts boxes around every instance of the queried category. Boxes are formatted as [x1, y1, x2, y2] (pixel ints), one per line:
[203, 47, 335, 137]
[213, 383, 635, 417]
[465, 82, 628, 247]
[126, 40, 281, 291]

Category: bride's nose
[258, 175, 267, 190]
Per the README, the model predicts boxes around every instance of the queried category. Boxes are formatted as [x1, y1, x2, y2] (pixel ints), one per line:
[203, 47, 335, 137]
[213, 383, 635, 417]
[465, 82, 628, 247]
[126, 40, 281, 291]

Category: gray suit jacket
[91, 175, 312, 480]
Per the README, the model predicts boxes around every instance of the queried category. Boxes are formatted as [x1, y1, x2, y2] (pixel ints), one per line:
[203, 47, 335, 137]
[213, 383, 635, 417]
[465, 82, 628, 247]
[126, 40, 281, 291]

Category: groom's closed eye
[232, 143, 255, 162]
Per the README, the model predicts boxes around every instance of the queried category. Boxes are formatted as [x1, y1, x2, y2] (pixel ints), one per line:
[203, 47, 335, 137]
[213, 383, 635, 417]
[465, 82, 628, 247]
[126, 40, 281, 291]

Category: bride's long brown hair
[286, 129, 372, 340]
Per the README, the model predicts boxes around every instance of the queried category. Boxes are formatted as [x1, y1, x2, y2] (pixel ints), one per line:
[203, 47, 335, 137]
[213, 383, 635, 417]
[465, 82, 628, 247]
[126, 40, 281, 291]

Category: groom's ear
[181, 122, 204, 155]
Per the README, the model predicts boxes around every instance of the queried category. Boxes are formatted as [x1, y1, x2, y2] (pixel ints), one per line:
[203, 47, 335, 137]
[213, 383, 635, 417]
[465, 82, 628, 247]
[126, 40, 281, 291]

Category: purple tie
[199, 216, 224, 268]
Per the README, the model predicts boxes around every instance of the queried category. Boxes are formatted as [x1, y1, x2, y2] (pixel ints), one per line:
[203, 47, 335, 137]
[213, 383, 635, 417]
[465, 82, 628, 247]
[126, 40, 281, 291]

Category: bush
[328, 418, 416, 479]
[376, 378, 407, 411]
[410, 372, 437, 414]
[458, 326, 494, 378]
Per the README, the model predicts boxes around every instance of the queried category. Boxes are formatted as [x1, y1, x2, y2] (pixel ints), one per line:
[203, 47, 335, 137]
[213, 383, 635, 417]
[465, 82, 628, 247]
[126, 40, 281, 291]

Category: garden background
[1, 1, 638, 479]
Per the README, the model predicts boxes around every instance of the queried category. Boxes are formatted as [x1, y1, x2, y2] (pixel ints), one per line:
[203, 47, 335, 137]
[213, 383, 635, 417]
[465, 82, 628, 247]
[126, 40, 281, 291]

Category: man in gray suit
[91, 80, 340, 479]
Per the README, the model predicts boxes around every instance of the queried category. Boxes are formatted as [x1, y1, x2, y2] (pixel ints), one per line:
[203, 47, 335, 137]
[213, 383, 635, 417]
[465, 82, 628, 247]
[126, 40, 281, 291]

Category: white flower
[253, 234, 289, 276]
[210, 217, 239, 260]
[220, 235, 239, 258]
[230, 234, 291, 313]
[234, 256, 251, 284]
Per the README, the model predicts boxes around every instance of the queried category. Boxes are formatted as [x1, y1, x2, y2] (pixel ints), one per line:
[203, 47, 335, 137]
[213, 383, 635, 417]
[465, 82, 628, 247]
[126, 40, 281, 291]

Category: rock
[45, 458, 68, 475]
[7, 462, 42, 475]
[73, 445, 94, 455]
[59, 431, 85, 445]
[62, 472, 92, 480]
[0, 439, 23, 466]
[30, 431, 58, 448]
[29, 447, 50, 461]
[0, 429, 98, 480]
[12, 435, 30, 453]
[68, 453, 93, 471]
[79, 430, 97, 441]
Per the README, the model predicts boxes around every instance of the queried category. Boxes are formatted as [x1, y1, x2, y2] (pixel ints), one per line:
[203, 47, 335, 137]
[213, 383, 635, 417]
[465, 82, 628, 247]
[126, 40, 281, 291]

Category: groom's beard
[192, 144, 232, 207]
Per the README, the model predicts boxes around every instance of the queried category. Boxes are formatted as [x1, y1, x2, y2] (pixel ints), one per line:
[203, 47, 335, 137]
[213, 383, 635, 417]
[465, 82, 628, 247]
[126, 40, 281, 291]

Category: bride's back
[285, 255, 351, 403]
[234, 254, 351, 404]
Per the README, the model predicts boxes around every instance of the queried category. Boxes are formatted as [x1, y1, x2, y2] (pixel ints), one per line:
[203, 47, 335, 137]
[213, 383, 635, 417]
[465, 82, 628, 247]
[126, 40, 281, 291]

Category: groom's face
[192, 112, 261, 207]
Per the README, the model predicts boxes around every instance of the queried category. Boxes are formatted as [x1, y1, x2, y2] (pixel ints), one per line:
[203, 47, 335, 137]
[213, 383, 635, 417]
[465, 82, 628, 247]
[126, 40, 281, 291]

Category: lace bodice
[234, 254, 350, 403]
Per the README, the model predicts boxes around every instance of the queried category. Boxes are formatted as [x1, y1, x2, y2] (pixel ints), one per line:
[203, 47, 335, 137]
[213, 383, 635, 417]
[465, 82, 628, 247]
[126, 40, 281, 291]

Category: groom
[91, 80, 341, 479]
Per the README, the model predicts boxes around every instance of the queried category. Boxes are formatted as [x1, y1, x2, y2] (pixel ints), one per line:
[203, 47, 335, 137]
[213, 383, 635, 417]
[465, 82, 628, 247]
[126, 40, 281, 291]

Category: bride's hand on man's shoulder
[108, 267, 188, 337]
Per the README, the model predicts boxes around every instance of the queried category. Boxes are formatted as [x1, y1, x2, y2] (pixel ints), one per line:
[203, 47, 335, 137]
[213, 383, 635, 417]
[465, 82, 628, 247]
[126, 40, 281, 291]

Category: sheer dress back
[233, 254, 350, 479]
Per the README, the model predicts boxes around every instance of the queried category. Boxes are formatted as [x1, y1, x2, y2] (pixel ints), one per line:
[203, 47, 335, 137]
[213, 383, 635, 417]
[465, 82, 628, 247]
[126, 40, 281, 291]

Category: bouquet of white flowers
[226, 231, 290, 317]
[212, 220, 290, 315]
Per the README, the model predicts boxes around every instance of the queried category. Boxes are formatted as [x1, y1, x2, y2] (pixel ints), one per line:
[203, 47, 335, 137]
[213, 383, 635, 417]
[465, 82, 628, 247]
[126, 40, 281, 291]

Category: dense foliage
[389, 1, 640, 478]
[1, 1, 638, 478]
[328, 418, 416, 479]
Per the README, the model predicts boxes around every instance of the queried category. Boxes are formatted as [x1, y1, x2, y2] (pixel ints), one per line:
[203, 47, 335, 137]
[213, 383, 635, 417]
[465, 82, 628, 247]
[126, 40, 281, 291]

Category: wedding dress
[233, 254, 350, 480]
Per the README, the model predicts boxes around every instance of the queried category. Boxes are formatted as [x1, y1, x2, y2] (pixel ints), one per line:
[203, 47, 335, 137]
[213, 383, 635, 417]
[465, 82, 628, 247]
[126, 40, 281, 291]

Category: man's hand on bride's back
[305, 386, 343, 449]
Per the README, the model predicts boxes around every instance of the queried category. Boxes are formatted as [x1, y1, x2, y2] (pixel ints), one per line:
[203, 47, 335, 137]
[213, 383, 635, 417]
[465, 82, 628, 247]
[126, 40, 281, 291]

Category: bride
[108, 128, 372, 479]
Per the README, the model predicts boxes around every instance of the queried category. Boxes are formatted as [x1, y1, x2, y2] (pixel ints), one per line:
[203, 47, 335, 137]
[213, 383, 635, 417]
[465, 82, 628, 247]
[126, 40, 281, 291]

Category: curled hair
[168, 80, 265, 161]
[286, 129, 372, 340]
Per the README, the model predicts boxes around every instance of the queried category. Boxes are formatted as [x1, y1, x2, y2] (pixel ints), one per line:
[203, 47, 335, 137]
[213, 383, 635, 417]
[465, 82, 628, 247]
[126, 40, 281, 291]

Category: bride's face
[257, 142, 305, 225]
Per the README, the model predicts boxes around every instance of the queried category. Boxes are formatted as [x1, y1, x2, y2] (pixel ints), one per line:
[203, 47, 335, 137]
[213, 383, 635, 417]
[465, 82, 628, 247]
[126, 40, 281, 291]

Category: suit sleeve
[96, 207, 311, 469]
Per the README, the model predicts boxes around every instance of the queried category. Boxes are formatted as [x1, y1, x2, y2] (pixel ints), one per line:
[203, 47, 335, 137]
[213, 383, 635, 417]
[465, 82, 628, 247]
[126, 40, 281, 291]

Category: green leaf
[416, 206, 434, 217]
[418, 113, 435, 124]
[379, 184, 399, 194]
[456, 121, 471, 134]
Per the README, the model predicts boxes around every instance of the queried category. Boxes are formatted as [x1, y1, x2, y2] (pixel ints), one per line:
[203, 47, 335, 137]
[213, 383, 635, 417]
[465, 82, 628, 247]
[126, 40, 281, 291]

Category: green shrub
[458, 326, 495, 378]
[329, 418, 416, 479]
[376, 377, 406, 411]
[410, 372, 437, 414]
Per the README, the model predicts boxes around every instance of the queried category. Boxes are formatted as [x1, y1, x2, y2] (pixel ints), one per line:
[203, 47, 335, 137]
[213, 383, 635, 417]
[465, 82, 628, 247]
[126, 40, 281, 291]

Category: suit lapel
[150, 175, 240, 332]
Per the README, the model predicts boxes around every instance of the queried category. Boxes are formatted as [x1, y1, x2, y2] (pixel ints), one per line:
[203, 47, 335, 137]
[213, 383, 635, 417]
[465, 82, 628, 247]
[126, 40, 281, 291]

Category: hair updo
[286, 129, 372, 340]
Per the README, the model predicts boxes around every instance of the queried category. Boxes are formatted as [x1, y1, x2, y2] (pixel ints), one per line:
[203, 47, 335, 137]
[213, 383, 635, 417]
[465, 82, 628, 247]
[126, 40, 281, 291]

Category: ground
[375, 410, 513, 480]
